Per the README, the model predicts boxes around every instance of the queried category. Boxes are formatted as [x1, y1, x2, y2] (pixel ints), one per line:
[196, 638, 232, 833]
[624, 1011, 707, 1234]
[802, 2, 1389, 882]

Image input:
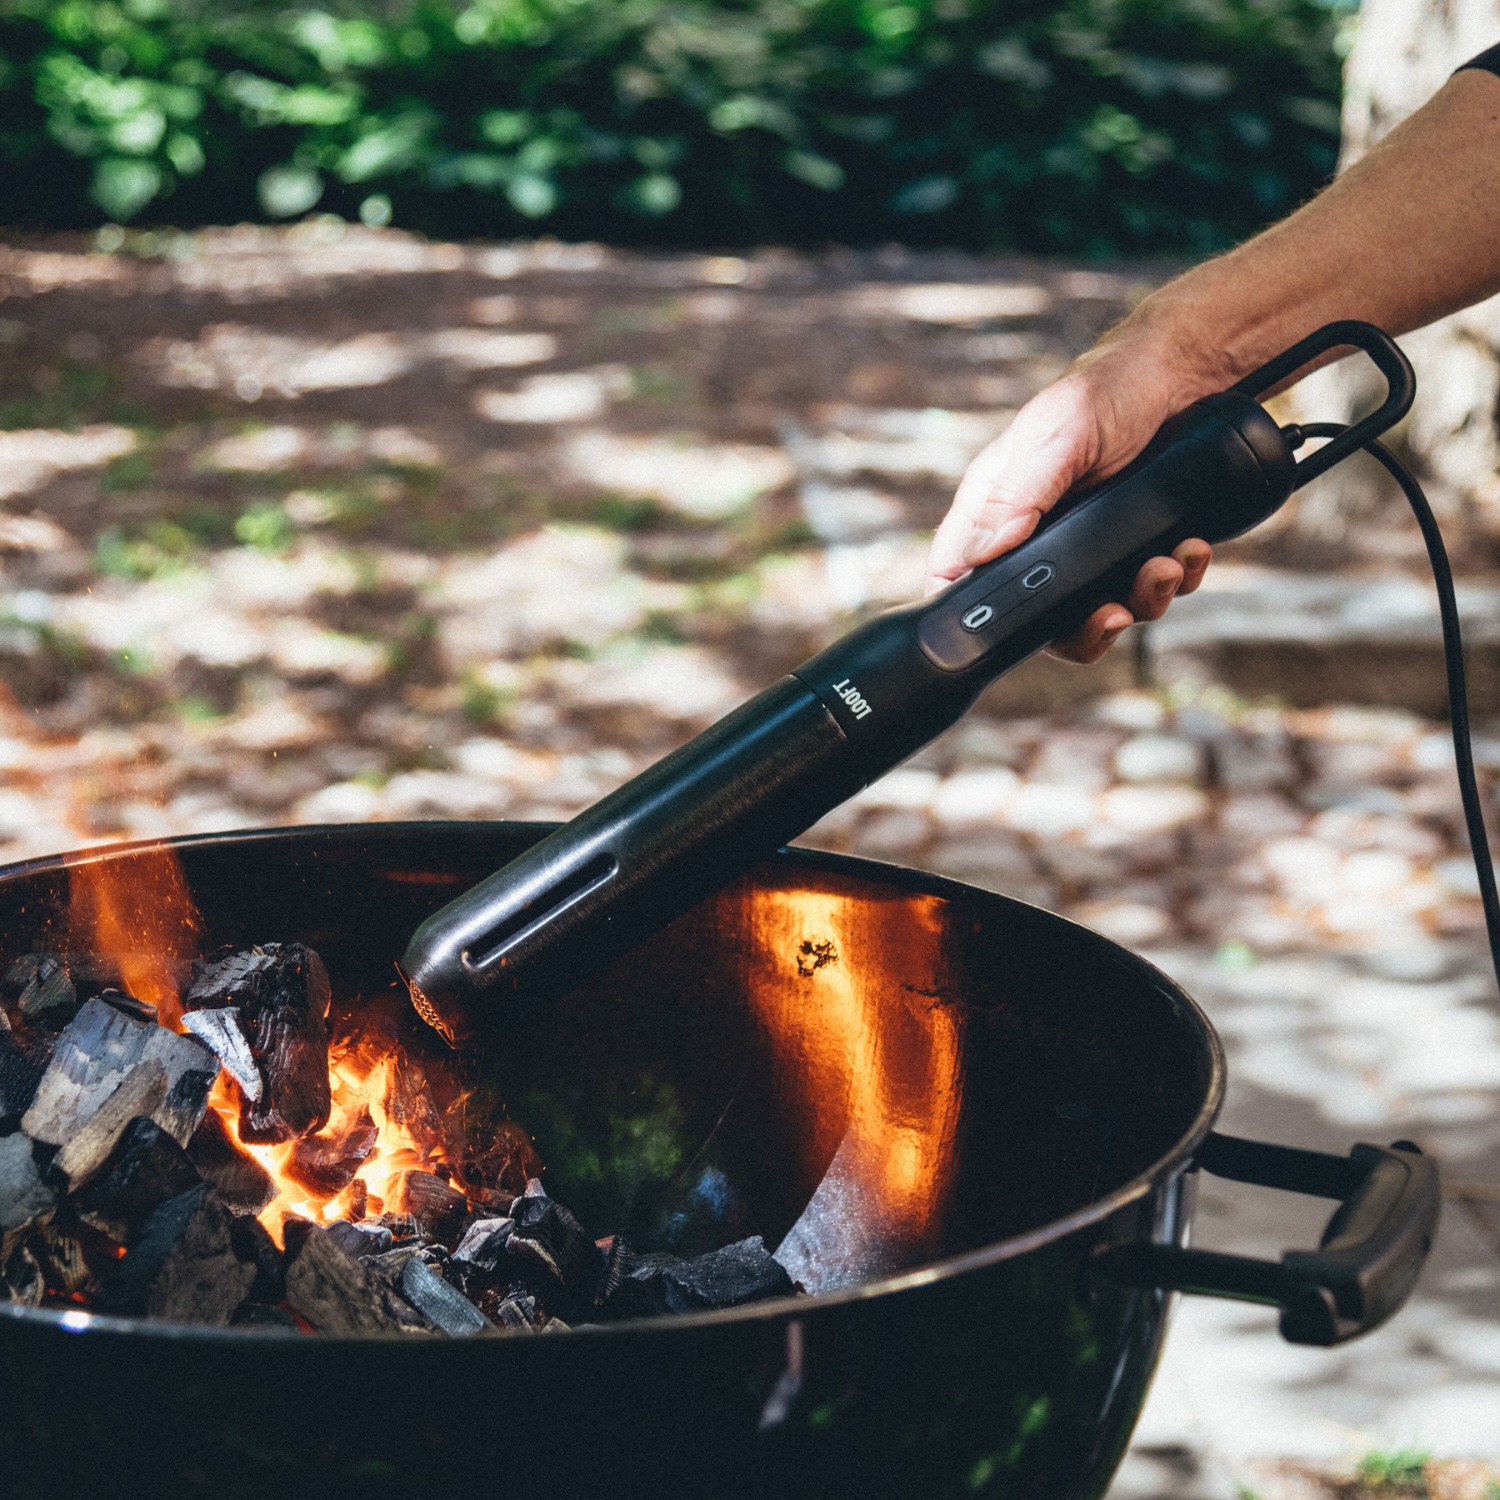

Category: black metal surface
[0, 824, 1431, 1499]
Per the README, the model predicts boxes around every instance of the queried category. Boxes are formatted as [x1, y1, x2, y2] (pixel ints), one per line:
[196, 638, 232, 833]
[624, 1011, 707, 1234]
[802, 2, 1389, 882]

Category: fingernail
[961, 527, 999, 566]
[1100, 623, 1126, 648]
[1154, 577, 1179, 602]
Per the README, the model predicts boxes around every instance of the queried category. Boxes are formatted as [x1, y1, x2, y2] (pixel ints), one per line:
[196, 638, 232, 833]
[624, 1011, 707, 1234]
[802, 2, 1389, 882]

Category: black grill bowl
[2, 822, 1229, 1500]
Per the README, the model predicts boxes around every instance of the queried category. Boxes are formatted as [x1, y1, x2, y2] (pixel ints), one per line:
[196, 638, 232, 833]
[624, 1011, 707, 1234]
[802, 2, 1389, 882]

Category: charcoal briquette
[282, 1222, 421, 1336]
[399, 1255, 488, 1336]
[0, 1132, 55, 1260]
[326, 1220, 393, 1259]
[398, 1170, 468, 1244]
[507, 1186, 604, 1293]
[2, 1243, 43, 1306]
[184, 945, 332, 1145]
[21, 998, 215, 1149]
[185, 1111, 277, 1217]
[73, 1116, 201, 1244]
[658, 1237, 793, 1313]
[51, 1061, 169, 1189]
[99, 1184, 257, 1325]
[452, 1216, 513, 1274]
[285, 1106, 377, 1198]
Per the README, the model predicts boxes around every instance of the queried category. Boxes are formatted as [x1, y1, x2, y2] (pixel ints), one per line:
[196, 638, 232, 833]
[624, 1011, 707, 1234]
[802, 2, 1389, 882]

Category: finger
[1174, 538, 1211, 595]
[1126, 556, 1185, 623]
[926, 383, 1099, 592]
[1048, 602, 1134, 665]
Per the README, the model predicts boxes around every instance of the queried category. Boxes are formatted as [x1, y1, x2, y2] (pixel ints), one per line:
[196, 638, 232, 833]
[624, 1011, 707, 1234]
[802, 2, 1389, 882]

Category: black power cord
[1295, 421, 1500, 992]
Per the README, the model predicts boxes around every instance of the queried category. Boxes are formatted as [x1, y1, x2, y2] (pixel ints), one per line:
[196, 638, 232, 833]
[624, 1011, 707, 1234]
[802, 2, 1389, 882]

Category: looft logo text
[831, 678, 872, 720]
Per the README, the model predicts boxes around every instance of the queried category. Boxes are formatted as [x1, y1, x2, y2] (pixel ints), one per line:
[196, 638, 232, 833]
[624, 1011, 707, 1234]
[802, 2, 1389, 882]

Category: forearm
[1108, 67, 1500, 393]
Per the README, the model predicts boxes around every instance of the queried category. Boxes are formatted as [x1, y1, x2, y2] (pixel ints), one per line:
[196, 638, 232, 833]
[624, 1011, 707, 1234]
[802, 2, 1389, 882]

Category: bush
[0, 0, 1349, 253]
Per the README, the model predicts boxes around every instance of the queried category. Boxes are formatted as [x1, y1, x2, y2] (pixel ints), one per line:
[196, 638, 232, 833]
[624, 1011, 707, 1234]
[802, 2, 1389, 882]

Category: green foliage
[1355, 1449, 1430, 1494]
[0, 0, 1350, 253]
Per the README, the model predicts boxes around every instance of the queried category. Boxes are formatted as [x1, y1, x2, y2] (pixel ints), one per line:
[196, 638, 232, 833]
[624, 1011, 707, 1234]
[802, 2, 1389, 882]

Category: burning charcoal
[399, 1256, 488, 1337]
[155, 1065, 216, 1150]
[507, 1183, 604, 1295]
[228, 1213, 284, 1306]
[0, 1133, 55, 1260]
[51, 1062, 168, 1189]
[453, 1216, 513, 1274]
[99, 1184, 257, 1325]
[657, 1237, 793, 1313]
[185, 1111, 277, 1217]
[476, 1286, 543, 1332]
[180, 1007, 261, 1103]
[32, 1219, 100, 1298]
[282, 1222, 425, 1335]
[21, 997, 216, 1148]
[384, 1053, 444, 1154]
[184, 945, 331, 1145]
[16, 956, 76, 1020]
[366, 1242, 424, 1278]
[97, 990, 158, 1025]
[347, 1178, 368, 1223]
[398, 1170, 468, 1244]
[2, 1244, 43, 1306]
[285, 1107, 377, 1198]
[73, 1117, 201, 1244]
[325, 1220, 393, 1259]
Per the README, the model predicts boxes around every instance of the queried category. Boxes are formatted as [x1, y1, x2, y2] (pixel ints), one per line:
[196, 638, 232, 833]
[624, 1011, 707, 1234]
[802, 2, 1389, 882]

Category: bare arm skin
[928, 66, 1500, 663]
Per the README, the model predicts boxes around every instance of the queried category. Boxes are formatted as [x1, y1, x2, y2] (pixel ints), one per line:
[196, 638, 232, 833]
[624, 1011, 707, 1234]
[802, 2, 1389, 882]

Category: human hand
[926, 337, 1213, 663]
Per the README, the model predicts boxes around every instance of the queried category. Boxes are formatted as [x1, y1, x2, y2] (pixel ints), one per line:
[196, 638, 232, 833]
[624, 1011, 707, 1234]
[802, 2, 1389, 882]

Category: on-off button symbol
[961, 603, 995, 631]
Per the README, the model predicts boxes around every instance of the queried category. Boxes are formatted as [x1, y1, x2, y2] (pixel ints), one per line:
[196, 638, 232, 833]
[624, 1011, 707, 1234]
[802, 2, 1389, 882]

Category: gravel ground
[0, 225, 1495, 1493]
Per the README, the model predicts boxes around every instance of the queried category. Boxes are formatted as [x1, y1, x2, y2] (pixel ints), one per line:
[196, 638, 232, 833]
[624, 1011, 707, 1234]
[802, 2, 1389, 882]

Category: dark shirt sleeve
[1456, 43, 1500, 78]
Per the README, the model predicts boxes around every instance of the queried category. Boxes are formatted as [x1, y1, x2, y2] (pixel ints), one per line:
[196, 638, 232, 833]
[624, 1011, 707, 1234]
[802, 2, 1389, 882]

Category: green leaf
[624, 171, 680, 216]
[257, 163, 323, 218]
[784, 149, 844, 191]
[338, 112, 434, 183]
[506, 172, 557, 217]
[92, 157, 162, 220]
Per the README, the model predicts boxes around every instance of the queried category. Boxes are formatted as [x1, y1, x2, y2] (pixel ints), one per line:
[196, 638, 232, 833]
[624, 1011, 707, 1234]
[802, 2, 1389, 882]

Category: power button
[961, 603, 994, 632]
[1022, 563, 1055, 591]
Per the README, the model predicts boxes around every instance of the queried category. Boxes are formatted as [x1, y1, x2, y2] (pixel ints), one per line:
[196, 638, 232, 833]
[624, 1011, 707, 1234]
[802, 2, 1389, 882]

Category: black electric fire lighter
[403, 321, 1414, 1042]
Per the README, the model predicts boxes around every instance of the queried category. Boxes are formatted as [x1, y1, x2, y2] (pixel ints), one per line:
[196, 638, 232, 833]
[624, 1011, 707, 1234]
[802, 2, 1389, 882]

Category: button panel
[919, 556, 1061, 671]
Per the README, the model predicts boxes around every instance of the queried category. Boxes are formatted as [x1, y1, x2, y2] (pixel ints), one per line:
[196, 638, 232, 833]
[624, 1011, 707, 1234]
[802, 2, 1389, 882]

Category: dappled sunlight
[559, 429, 796, 519]
[842, 281, 1053, 323]
[476, 366, 627, 424]
[0, 425, 136, 501]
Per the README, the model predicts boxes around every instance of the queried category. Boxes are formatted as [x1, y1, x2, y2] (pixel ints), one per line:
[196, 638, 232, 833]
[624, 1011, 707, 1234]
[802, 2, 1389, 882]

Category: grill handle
[1109, 1133, 1439, 1346]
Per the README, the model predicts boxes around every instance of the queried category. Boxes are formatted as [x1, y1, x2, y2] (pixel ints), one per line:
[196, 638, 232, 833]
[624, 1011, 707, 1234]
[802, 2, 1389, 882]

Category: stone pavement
[0, 227, 1495, 1491]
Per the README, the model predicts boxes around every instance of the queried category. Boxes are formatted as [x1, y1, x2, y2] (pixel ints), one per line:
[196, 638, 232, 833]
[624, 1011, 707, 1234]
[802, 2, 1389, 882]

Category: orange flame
[65, 846, 201, 1027]
[211, 1039, 463, 1246]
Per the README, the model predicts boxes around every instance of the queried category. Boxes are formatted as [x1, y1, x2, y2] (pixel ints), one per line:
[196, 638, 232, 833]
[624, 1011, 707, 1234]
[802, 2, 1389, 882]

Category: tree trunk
[1273, 0, 1500, 569]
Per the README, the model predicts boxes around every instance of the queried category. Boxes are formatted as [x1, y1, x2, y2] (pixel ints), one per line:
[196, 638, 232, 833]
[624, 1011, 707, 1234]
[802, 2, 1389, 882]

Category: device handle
[1108, 1134, 1439, 1346]
[1230, 319, 1415, 487]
